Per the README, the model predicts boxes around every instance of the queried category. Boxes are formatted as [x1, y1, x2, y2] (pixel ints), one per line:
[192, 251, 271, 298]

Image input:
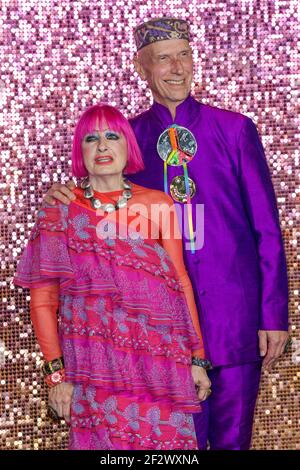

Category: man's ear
[133, 54, 146, 80]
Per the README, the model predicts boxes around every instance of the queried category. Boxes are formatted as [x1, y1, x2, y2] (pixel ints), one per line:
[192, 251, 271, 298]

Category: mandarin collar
[150, 93, 198, 128]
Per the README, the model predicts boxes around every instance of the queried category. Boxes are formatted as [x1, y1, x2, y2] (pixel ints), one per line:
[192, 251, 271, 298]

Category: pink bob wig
[72, 103, 145, 177]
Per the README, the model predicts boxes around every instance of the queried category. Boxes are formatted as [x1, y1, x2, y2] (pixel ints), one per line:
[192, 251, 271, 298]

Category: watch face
[157, 125, 197, 166]
[170, 175, 196, 203]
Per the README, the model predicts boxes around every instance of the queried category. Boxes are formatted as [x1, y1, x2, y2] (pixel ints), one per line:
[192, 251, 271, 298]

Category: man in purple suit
[43, 18, 289, 449]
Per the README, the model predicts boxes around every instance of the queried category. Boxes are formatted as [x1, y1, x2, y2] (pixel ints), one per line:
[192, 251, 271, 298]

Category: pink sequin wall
[1, 0, 299, 450]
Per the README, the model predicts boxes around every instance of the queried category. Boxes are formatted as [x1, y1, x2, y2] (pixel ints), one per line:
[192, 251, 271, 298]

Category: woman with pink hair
[14, 104, 211, 450]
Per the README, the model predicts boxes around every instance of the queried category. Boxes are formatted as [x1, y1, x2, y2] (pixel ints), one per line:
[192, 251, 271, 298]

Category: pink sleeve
[29, 283, 62, 362]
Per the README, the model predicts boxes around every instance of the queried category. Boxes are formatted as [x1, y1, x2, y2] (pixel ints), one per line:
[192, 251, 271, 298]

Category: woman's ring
[284, 337, 292, 353]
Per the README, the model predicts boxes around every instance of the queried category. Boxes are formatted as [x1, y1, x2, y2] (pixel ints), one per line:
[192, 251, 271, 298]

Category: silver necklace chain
[80, 177, 132, 212]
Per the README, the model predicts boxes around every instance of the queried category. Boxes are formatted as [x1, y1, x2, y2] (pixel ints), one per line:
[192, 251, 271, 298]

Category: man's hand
[191, 365, 212, 402]
[48, 382, 74, 425]
[258, 330, 290, 371]
[44, 180, 76, 206]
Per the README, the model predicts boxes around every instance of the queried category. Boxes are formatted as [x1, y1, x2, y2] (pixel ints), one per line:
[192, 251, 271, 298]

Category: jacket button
[199, 289, 206, 295]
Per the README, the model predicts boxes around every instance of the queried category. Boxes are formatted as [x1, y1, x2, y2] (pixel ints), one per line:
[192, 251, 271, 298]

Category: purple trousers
[193, 361, 262, 450]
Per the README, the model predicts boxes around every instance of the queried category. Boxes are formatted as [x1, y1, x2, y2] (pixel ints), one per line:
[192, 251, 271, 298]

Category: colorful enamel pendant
[157, 125, 197, 168]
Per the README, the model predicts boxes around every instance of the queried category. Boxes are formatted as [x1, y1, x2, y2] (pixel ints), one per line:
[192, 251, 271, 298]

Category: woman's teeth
[95, 157, 113, 164]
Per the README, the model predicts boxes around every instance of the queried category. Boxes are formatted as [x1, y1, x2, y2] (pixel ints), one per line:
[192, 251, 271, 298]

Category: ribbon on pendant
[157, 124, 197, 254]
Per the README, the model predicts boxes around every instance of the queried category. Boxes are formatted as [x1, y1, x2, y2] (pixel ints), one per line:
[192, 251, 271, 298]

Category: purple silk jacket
[128, 94, 289, 367]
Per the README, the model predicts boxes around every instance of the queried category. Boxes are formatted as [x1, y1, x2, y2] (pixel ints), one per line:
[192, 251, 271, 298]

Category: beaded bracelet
[191, 357, 212, 370]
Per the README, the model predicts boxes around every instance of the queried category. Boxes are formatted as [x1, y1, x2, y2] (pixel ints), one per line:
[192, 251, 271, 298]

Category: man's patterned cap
[134, 17, 190, 51]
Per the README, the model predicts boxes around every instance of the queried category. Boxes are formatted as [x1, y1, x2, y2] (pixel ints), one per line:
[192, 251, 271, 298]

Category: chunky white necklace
[80, 177, 132, 212]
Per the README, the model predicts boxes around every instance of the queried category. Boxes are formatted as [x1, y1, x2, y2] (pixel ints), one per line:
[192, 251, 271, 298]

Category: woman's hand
[191, 365, 212, 402]
[48, 382, 74, 425]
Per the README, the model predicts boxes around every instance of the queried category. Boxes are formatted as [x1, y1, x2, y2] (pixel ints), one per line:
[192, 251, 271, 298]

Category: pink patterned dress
[14, 188, 202, 450]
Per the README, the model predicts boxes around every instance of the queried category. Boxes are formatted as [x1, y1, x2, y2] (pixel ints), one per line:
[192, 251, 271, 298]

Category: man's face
[134, 39, 193, 106]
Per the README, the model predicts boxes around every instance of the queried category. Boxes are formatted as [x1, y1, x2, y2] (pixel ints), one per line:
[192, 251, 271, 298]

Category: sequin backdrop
[1, 0, 299, 450]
